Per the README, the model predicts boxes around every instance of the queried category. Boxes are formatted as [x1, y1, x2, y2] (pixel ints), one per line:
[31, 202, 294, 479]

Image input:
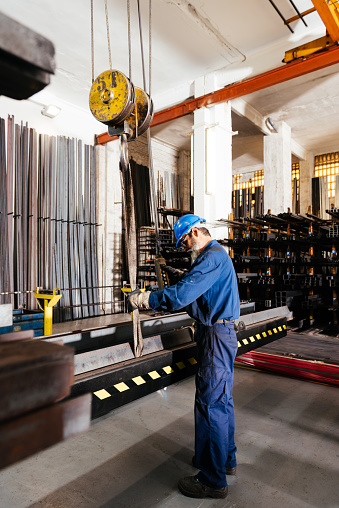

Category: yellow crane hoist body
[126, 87, 154, 140]
[89, 69, 135, 126]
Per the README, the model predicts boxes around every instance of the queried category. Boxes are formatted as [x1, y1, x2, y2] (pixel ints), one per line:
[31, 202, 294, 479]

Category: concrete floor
[0, 367, 338, 508]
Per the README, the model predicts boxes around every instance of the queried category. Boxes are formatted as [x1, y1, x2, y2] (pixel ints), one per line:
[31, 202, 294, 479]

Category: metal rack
[219, 210, 339, 332]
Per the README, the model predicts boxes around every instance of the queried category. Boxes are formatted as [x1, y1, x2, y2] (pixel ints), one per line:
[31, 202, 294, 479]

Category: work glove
[128, 289, 151, 311]
[163, 265, 186, 284]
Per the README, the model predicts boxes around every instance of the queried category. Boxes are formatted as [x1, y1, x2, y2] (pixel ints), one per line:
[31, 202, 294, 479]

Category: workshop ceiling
[0, 0, 338, 157]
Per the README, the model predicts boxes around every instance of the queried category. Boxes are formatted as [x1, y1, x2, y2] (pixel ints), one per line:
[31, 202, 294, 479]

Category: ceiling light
[41, 105, 61, 118]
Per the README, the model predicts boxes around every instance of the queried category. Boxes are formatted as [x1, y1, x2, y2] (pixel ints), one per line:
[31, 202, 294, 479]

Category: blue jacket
[149, 239, 240, 326]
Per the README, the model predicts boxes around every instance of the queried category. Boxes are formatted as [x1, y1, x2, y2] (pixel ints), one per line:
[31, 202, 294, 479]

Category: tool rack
[219, 209, 339, 332]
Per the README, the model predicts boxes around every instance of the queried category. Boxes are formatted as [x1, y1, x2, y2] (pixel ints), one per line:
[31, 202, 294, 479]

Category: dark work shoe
[178, 476, 228, 499]
[192, 455, 237, 475]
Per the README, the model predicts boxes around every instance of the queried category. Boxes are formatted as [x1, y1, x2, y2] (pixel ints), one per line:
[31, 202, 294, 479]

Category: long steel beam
[96, 45, 339, 145]
[311, 0, 339, 42]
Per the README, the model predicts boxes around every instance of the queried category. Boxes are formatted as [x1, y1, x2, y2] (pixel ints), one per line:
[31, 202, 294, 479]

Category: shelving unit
[219, 209, 339, 332]
[137, 227, 190, 289]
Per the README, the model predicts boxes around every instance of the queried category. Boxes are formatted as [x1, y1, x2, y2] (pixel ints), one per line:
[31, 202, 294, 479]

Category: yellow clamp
[121, 286, 146, 321]
[34, 287, 62, 336]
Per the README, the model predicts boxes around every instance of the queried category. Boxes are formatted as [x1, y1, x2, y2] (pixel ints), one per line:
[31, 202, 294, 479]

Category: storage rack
[137, 226, 190, 289]
[219, 209, 339, 332]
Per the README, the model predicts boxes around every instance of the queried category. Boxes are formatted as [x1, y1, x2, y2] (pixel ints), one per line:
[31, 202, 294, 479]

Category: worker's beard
[189, 237, 201, 264]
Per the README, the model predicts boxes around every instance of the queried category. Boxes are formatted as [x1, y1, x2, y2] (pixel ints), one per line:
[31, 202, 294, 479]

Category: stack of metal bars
[1, 115, 100, 322]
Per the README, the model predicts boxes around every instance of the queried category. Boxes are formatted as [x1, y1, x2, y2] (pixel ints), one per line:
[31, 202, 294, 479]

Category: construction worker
[128, 213, 240, 499]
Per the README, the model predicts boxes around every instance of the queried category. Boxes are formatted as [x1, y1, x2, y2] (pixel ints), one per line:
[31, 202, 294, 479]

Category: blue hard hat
[174, 214, 206, 247]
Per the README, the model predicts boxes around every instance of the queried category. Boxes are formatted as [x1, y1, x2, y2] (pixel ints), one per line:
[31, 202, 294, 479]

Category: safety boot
[178, 476, 228, 499]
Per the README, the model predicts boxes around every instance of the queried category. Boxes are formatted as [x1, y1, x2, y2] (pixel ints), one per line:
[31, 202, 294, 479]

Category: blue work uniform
[149, 239, 240, 489]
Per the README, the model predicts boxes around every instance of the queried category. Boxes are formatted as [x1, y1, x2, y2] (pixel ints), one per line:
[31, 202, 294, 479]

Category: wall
[0, 89, 103, 145]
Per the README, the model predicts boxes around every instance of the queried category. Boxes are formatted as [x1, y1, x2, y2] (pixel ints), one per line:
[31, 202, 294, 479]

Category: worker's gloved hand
[128, 290, 151, 311]
[163, 265, 186, 284]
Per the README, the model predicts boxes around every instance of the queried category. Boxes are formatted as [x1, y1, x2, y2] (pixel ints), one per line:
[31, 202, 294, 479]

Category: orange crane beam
[311, 0, 339, 41]
[96, 44, 339, 145]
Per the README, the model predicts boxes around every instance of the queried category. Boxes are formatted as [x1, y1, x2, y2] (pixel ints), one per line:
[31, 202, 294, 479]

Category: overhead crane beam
[311, 0, 339, 42]
[96, 45, 339, 145]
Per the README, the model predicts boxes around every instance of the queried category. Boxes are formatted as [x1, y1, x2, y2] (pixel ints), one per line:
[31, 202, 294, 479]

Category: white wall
[0, 89, 104, 145]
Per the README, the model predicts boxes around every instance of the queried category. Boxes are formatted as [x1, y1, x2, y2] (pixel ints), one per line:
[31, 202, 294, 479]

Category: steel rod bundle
[0, 115, 100, 322]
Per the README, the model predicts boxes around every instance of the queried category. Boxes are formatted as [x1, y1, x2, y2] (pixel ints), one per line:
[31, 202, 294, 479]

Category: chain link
[104, 0, 113, 70]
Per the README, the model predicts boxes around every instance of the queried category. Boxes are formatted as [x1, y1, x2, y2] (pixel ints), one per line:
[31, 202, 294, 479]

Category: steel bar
[77, 140, 88, 318]
[90, 145, 100, 315]
[0, 118, 10, 303]
[288, 0, 308, 26]
[6, 116, 14, 306]
[84, 145, 94, 316]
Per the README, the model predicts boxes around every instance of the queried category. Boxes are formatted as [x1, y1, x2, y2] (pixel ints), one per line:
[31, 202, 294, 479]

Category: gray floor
[0, 367, 338, 508]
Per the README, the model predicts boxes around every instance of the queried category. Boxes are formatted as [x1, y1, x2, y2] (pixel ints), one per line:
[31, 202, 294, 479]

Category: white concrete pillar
[192, 77, 232, 239]
[299, 151, 314, 214]
[178, 149, 191, 211]
[95, 140, 123, 313]
[264, 121, 292, 214]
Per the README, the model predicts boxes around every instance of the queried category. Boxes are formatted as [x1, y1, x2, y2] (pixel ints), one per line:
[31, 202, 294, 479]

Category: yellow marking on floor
[237, 341, 242, 347]
[243, 338, 249, 345]
[188, 357, 197, 365]
[273, 328, 278, 333]
[176, 361, 186, 370]
[268, 330, 273, 335]
[132, 376, 146, 385]
[163, 366, 174, 374]
[262, 332, 267, 337]
[249, 336, 255, 342]
[278, 326, 282, 332]
[93, 389, 111, 400]
[148, 370, 161, 380]
[114, 382, 129, 392]
[256, 334, 261, 340]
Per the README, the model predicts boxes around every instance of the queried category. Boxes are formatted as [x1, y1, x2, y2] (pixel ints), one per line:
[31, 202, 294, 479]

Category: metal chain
[127, 0, 132, 80]
[104, 0, 113, 70]
[90, 0, 94, 83]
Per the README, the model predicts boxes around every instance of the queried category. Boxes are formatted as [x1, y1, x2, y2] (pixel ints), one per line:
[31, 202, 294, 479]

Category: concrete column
[299, 151, 314, 214]
[193, 77, 232, 239]
[178, 149, 191, 211]
[264, 121, 292, 214]
[95, 140, 123, 313]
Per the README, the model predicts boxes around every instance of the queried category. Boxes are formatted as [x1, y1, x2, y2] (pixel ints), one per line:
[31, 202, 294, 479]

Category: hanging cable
[104, 0, 113, 70]
[127, 0, 132, 80]
[90, 0, 95, 83]
[136, 0, 160, 255]
[149, 0, 152, 97]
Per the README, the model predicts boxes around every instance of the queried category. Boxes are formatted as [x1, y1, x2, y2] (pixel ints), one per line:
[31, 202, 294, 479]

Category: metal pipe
[288, 0, 308, 26]
[268, 0, 294, 33]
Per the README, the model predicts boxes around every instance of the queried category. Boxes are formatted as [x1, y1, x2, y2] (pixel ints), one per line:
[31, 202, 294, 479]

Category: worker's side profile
[128, 213, 240, 499]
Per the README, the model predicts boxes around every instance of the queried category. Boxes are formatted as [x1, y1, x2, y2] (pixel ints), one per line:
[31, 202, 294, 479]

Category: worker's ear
[191, 227, 199, 237]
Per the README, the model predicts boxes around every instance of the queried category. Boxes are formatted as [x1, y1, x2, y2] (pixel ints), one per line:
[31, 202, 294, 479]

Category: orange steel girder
[96, 44, 339, 145]
[311, 0, 339, 42]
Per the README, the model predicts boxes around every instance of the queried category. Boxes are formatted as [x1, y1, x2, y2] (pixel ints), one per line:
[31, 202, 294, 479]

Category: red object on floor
[236, 351, 339, 386]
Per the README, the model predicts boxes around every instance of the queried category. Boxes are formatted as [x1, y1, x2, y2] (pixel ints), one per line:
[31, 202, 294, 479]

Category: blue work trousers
[194, 322, 238, 489]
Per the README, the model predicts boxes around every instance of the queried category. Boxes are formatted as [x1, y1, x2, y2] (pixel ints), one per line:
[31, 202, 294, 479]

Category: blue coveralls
[149, 239, 240, 489]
